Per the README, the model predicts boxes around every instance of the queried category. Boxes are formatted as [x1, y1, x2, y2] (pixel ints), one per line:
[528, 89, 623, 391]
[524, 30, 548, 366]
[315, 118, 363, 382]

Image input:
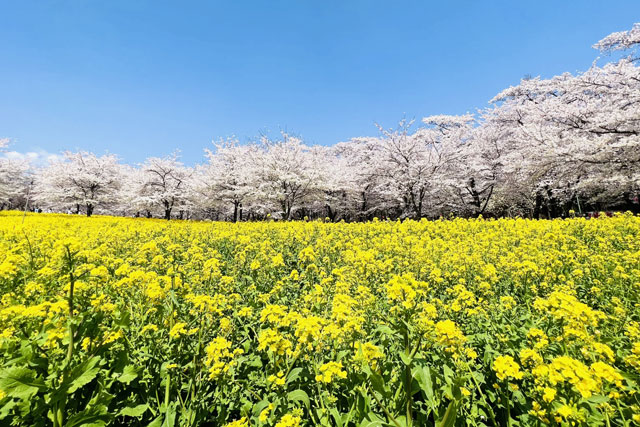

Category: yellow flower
[103, 330, 123, 344]
[353, 341, 384, 365]
[275, 413, 301, 427]
[259, 403, 275, 422]
[315, 361, 347, 384]
[169, 322, 188, 339]
[556, 405, 573, 419]
[435, 320, 466, 353]
[258, 328, 294, 357]
[267, 371, 286, 387]
[542, 387, 556, 403]
[493, 355, 523, 381]
[204, 336, 243, 379]
[272, 253, 285, 267]
[224, 417, 248, 427]
[520, 348, 543, 366]
[500, 296, 516, 310]
[591, 361, 624, 387]
[141, 324, 158, 334]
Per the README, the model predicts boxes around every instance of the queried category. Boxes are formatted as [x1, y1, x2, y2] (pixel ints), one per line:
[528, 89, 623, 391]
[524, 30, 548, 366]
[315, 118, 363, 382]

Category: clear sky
[1, 1, 639, 165]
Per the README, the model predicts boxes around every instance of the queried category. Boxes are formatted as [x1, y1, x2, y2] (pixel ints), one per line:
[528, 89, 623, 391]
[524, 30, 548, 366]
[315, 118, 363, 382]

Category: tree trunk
[86, 203, 94, 217]
[164, 200, 172, 220]
[545, 186, 556, 219]
[326, 204, 336, 221]
[533, 190, 543, 219]
[468, 178, 482, 216]
[233, 201, 239, 222]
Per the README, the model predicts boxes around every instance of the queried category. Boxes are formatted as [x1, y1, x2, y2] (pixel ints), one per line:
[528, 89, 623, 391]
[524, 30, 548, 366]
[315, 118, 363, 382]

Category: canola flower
[315, 361, 347, 384]
[493, 355, 524, 381]
[0, 211, 638, 425]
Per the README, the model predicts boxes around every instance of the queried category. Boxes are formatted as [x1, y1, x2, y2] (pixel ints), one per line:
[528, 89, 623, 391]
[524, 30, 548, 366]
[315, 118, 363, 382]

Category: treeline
[1, 24, 639, 221]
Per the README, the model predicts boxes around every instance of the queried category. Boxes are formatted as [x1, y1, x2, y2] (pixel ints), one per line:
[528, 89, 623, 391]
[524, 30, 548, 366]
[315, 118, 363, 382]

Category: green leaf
[286, 367, 303, 384]
[363, 365, 388, 398]
[399, 351, 412, 366]
[0, 399, 17, 420]
[330, 408, 343, 427]
[361, 412, 386, 427]
[374, 325, 394, 336]
[117, 365, 139, 384]
[436, 401, 457, 427]
[443, 365, 454, 382]
[65, 405, 111, 427]
[162, 402, 177, 427]
[287, 389, 310, 408]
[119, 404, 149, 418]
[69, 368, 100, 394]
[412, 366, 434, 402]
[67, 356, 101, 394]
[252, 399, 271, 416]
[0, 366, 45, 400]
[585, 395, 609, 404]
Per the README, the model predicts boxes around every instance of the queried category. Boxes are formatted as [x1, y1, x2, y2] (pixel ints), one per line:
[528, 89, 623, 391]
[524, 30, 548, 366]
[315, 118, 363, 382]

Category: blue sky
[1, 1, 639, 165]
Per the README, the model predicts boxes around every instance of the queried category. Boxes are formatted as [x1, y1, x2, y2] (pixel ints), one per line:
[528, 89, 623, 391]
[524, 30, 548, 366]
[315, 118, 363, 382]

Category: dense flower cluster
[0, 211, 638, 425]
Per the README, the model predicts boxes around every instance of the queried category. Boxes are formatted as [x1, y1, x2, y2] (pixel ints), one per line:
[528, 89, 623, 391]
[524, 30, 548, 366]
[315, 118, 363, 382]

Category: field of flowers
[0, 211, 639, 426]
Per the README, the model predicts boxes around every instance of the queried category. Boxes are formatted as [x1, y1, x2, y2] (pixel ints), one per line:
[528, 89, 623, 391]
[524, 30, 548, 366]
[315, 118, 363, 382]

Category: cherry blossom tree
[253, 133, 325, 220]
[198, 138, 260, 222]
[593, 22, 640, 60]
[367, 117, 466, 219]
[0, 139, 31, 210]
[334, 138, 389, 219]
[485, 48, 639, 216]
[33, 151, 123, 216]
[17, 23, 640, 220]
[129, 153, 193, 220]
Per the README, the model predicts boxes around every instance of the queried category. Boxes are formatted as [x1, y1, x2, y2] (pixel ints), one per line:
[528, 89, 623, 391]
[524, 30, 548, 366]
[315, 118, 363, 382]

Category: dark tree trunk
[164, 200, 172, 220]
[545, 186, 557, 219]
[533, 190, 543, 219]
[233, 201, 240, 222]
[86, 203, 94, 217]
[326, 204, 336, 221]
[468, 178, 482, 215]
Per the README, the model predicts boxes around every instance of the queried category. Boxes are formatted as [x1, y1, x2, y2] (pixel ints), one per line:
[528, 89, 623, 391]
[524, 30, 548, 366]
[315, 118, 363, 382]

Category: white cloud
[2, 150, 62, 166]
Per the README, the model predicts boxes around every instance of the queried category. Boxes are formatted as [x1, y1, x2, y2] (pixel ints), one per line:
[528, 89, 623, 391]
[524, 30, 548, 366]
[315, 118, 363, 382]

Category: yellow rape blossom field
[0, 211, 639, 426]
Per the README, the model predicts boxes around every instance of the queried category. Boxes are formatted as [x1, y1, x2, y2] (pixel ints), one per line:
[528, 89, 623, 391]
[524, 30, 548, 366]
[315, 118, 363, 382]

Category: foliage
[0, 211, 639, 425]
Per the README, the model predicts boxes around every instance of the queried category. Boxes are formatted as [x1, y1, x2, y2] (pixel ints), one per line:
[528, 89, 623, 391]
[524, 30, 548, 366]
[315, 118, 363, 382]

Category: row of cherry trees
[1, 24, 639, 220]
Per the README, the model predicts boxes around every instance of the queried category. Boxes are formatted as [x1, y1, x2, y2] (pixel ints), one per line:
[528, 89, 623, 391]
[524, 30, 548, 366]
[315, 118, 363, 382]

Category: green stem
[501, 387, 511, 427]
[614, 399, 627, 426]
[464, 363, 498, 427]
[368, 384, 402, 427]
[402, 318, 413, 426]
[55, 249, 76, 427]
[165, 373, 171, 410]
